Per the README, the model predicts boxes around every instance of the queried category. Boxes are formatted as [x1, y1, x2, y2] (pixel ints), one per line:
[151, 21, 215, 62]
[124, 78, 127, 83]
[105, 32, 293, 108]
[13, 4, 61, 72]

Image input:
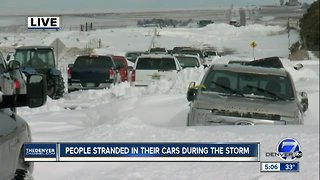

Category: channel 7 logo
[266, 138, 302, 161]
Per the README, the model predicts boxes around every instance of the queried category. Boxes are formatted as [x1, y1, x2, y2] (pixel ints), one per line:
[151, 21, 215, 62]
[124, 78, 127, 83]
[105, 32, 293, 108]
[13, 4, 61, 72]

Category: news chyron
[23, 138, 302, 173]
[27, 17, 60, 30]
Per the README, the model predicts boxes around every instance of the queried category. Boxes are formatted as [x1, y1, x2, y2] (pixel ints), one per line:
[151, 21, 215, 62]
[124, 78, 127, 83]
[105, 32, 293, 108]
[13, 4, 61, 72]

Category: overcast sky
[0, 0, 315, 13]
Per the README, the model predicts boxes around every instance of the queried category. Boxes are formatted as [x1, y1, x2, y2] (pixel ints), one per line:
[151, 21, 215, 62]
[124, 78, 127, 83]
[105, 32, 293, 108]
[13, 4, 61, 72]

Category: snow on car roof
[212, 64, 288, 76]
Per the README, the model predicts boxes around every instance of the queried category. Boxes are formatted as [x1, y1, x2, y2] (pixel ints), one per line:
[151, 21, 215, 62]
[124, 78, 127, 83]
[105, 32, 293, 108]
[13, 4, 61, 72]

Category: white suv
[131, 54, 182, 86]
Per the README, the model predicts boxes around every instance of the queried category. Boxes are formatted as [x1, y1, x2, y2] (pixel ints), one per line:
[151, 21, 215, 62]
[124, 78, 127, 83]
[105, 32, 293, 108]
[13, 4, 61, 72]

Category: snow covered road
[3, 23, 318, 179]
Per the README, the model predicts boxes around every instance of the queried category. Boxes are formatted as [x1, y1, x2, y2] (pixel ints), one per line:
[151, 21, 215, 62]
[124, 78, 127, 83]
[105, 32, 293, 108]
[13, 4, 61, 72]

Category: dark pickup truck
[67, 55, 120, 92]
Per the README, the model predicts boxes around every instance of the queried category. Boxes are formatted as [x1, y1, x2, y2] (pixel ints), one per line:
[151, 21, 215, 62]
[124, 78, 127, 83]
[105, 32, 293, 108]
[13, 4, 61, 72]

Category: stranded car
[186, 64, 308, 126]
[113, 55, 130, 82]
[125, 51, 144, 63]
[67, 55, 120, 92]
[174, 54, 201, 68]
[179, 47, 207, 65]
[1, 58, 47, 180]
[131, 54, 182, 86]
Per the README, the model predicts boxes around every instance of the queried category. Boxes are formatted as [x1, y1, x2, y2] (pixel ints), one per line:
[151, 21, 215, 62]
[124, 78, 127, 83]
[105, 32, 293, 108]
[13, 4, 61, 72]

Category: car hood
[194, 91, 297, 117]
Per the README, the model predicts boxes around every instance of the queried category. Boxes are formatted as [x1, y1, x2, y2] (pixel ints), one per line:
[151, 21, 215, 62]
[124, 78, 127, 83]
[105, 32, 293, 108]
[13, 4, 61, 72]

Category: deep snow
[0, 21, 319, 179]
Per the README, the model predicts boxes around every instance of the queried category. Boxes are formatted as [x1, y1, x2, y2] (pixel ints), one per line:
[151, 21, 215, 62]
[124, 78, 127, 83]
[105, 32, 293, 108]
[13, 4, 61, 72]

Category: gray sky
[0, 0, 315, 13]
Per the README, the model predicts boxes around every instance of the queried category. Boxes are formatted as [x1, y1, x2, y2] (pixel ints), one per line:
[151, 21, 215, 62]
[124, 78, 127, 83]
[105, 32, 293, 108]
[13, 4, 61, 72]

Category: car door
[0, 110, 21, 179]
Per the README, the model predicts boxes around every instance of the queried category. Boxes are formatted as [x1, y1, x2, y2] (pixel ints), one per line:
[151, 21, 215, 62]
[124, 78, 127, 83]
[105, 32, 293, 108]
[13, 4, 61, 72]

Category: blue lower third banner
[25, 143, 260, 162]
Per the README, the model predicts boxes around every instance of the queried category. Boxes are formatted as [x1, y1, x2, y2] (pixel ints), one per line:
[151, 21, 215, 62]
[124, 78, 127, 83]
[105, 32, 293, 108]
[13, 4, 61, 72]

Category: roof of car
[15, 46, 54, 50]
[76, 55, 113, 58]
[138, 54, 174, 59]
[211, 64, 288, 76]
[173, 54, 200, 58]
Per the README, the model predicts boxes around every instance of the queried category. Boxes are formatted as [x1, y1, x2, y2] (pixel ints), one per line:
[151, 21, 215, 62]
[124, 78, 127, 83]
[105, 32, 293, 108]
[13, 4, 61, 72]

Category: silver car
[187, 64, 308, 126]
[1, 58, 47, 179]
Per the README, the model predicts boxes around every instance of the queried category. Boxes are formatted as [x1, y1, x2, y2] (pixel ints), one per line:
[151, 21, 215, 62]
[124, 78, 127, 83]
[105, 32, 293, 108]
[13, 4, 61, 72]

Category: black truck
[67, 55, 120, 92]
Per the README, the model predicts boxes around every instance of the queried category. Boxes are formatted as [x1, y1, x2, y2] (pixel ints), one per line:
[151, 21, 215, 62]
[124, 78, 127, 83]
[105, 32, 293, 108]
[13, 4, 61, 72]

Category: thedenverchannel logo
[266, 138, 302, 161]
[27, 17, 60, 30]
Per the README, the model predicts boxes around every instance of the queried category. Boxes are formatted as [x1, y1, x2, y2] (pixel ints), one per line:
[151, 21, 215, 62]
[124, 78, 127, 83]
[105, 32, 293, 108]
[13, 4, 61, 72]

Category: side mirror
[68, 64, 74, 68]
[187, 82, 197, 101]
[294, 63, 303, 70]
[8, 60, 21, 71]
[27, 74, 47, 108]
[203, 64, 209, 68]
[6, 52, 14, 61]
[6, 54, 11, 61]
[127, 66, 133, 71]
[299, 91, 308, 112]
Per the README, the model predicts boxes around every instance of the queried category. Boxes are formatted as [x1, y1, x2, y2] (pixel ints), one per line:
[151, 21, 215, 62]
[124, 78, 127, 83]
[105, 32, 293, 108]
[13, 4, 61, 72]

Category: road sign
[250, 41, 257, 48]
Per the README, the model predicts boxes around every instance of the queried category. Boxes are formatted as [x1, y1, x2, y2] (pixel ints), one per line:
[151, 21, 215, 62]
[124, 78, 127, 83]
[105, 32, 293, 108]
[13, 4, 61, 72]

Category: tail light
[131, 69, 136, 82]
[67, 68, 72, 79]
[109, 69, 115, 79]
[14, 79, 21, 90]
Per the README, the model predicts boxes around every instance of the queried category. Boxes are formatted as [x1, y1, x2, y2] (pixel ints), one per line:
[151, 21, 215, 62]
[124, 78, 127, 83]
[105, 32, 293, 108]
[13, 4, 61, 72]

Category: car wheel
[47, 76, 65, 99]
[15, 150, 34, 180]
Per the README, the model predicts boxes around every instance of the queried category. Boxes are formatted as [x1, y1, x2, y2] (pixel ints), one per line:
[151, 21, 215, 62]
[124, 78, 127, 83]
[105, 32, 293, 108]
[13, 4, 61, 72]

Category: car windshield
[205, 51, 217, 56]
[180, 49, 203, 58]
[126, 52, 141, 57]
[136, 57, 176, 70]
[175, 56, 200, 68]
[113, 57, 127, 68]
[14, 49, 55, 69]
[125, 52, 142, 62]
[75, 56, 114, 67]
[202, 70, 294, 100]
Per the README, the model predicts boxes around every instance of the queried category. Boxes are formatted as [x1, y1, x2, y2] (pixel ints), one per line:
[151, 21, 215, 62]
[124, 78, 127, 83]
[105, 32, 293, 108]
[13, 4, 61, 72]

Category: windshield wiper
[246, 85, 286, 101]
[211, 81, 244, 97]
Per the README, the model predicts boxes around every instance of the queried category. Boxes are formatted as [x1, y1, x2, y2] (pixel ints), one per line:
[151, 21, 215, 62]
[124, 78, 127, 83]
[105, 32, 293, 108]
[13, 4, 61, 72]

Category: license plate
[86, 83, 95, 87]
[151, 74, 161, 80]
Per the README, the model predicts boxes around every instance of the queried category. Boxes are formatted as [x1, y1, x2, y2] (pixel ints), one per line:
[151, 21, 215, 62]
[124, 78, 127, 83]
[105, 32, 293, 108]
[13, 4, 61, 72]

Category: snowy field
[0, 22, 319, 179]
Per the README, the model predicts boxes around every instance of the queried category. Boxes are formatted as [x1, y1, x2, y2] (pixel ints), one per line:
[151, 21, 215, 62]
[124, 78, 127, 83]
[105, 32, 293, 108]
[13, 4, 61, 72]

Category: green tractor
[10, 46, 65, 99]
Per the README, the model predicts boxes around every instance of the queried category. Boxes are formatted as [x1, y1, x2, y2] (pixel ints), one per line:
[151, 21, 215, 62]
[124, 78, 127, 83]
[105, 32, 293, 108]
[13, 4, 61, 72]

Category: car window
[149, 48, 166, 53]
[180, 49, 204, 58]
[203, 70, 294, 100]
[113, 57, 127, 67]
[114, 59, 126, 68]
[136, 57, 176, 70]
[14, 49, 55, 68]
[176, 56, 200, 68]
[75, 56, 114, 67]
[205, 51, 217, 56]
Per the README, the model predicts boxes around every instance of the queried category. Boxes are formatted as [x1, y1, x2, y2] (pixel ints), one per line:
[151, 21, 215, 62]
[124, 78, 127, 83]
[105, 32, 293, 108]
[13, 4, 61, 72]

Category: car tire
[47, 76, 65, 99]
[14, 169, 34, 180]
[15, 149, 34, 180]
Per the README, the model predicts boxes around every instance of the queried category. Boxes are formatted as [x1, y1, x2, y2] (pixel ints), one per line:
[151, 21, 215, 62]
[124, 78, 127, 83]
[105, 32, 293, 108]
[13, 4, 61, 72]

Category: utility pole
[287, 17, 291, 55]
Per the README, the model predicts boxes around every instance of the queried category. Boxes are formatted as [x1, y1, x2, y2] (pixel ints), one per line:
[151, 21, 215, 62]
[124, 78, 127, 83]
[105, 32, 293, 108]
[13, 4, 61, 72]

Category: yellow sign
[250, 41, 257, 48]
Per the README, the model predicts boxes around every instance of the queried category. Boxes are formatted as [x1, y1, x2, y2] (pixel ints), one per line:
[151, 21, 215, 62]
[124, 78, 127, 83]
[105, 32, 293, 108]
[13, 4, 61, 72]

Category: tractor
[9, 46, 65, 99]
